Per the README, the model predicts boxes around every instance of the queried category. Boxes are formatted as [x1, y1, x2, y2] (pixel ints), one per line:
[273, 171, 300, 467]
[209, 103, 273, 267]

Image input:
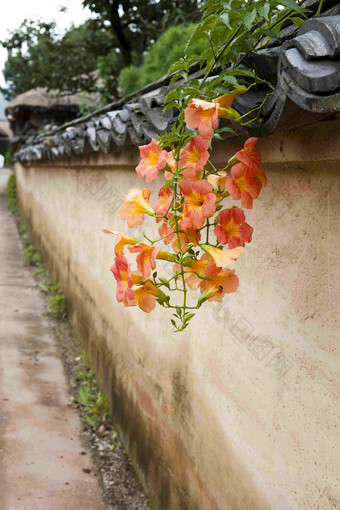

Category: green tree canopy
[1, 19, 116, 100]
[83, 0, 202, 67]
[119, 23, 209, 96]
[1, 1, 202, 101]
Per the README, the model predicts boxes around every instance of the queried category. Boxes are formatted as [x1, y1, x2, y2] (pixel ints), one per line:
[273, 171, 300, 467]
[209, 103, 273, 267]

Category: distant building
[6, 88, 80, 152]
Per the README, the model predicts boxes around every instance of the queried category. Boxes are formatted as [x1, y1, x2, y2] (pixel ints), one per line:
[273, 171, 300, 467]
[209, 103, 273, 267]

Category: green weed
[49, 284, 67, 320]
[76, 353, 112, 432]
[6, 173, 18, 213]
[20, 224, 44, 268]
[34, 265, 50, 278]
[23, 244, 42, 265]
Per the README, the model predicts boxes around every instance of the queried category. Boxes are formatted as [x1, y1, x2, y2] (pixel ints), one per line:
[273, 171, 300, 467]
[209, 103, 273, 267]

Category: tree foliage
[1, 19, 116, 100]
[119, 23, 209, 97]
[163, 0, 307, 102]
[1, 1, 202, 101]
[82, 0, 202, 67]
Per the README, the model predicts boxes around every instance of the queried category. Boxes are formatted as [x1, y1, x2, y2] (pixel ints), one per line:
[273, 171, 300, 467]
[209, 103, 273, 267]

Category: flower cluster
[104, 94, 267, 331]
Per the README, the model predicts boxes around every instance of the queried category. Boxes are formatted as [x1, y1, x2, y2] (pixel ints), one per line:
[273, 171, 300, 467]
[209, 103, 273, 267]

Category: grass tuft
[75, 352, 113, 433]
[6, 173, 18, 213]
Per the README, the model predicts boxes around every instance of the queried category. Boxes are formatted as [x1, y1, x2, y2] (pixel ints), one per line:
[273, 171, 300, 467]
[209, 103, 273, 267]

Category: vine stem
[206, 222, 210, 244]
[316, 0, 324, 17]
[236, 9, 296, 70]
[144, 229, 199, 246]
[238, 93, 271, 126]
[156, 4, 299, 329]
[172, 131, 189, 329]
[200, 24, 243, 90]
[164, 304, 200, 310]
[200, 7, 294, 91]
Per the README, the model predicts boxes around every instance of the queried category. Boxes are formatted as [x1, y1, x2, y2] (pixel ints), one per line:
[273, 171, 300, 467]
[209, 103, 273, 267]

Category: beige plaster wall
[15, 120, 340, 510]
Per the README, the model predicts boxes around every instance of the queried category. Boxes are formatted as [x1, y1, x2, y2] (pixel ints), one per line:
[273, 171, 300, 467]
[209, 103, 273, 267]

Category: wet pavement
[0, 167, 106, 510]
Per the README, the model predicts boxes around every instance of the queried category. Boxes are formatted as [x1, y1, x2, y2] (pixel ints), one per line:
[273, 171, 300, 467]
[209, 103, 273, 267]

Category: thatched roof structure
[5, 88, 80, 140]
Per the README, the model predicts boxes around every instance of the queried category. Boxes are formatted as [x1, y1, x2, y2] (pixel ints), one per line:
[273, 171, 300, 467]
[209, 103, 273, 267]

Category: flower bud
[156, 250, 177, 262]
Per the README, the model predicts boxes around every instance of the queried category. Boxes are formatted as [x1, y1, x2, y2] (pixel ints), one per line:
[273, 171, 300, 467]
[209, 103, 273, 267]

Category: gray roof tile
[13, 15, 340, 163]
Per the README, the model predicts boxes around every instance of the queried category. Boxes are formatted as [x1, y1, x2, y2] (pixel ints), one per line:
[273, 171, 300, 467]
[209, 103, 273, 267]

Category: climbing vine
[104, 0, 307, 331]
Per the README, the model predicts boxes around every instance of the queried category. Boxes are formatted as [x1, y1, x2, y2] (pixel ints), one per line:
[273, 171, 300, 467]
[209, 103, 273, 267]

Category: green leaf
[182, 86, 203, 100]
[219, 126, 236, 135]
[243, 8, 256, 30]
[229, 67, 254, 78]
[203, 0, 220, 10]
[185, 24, 210, 52]
[184, 55, 200, 67]
[164, 89, 178, 104]
[228, 9, 243, 24]
[38, 283, 49, 293]
[110, 432, 118, 443]
[162, 180, 172, 191]
[220, 73, 240, 88]
[257, 3, 270, 21]
[290, 16, 305, 26]
[255, 28, 278, 39]
[278, 0, 306, 16]
[163, 101, 179, 113]
[86, 415, 98, 430]
[78, 386, 89, 406]
[169, 70, 187, 86]
[201, 47, 214, 63]
[220, 13, 231, 29]
[213, 133, 223, 140]
[167, 59, 186, 76]
[271, 19, 287, 37]
[243, 34, 255, 53]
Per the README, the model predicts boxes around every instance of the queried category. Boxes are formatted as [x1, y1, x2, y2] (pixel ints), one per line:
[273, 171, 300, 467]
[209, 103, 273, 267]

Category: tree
[1, 1, 202, 101]
[1, 19, 117, 100]
[82, 0, 202, 67]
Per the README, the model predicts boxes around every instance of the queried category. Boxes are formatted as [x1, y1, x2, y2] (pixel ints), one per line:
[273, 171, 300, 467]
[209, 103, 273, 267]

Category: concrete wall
[15, 120, 340, 510]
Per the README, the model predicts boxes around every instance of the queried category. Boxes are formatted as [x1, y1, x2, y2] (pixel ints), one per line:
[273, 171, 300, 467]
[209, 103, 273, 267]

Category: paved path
[0, 168, 106, 510]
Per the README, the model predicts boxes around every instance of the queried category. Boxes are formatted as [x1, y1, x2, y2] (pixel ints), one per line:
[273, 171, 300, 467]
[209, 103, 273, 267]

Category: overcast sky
[0, 0, 93, 89]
